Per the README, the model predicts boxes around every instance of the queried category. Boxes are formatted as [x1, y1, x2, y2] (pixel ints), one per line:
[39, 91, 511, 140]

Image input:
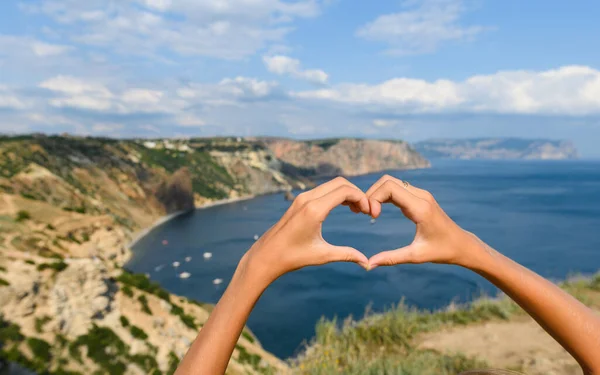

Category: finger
[368, 180, 423, 221]
[324, 245, 369, 269]
[365, 174, 395, 196]
[309, 185, 370, 220]
[367, 174, 431, 202]
[368, 245, 419, 269]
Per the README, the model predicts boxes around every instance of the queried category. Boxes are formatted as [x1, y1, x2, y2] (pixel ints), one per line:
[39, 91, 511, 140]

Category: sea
[128, 159, 600, 359]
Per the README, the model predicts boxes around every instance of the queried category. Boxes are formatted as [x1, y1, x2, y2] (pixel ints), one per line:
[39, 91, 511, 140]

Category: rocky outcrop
[415, 138, 579, 160]
[261, 138, 430, 177]
[155, 168, 195, 214]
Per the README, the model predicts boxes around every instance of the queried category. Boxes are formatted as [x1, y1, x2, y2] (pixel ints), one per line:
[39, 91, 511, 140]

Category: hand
[366, 175, 483, 269]
[242, 177, 371, 286]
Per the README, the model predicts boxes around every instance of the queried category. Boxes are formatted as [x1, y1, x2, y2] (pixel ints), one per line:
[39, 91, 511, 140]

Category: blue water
[129, 160, 600, 359]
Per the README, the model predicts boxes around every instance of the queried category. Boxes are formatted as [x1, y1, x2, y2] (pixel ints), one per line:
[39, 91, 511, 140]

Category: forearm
[175, 254, 268, 375]
[466, 238, 600, 374]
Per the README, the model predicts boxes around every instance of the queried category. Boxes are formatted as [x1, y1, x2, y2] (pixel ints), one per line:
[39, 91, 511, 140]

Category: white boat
[179, 272, 191, 279]
[184, 256, 192, 262]
[203, 252, 212, 259]
[370, 218, 376, 225]
[172, 261, 180, 268]
[154, 264, 165, 272]
[213, 278, 223, 285]
[253, 234, 259, 241]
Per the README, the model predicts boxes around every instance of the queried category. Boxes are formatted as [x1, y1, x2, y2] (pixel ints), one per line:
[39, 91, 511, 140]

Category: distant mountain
[259, 137, 430, 177]
[414, 138, 579, 160]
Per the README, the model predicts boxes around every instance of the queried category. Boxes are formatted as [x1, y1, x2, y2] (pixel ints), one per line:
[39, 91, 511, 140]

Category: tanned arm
[175, 177, 370, 375]
[366, 175, 600, 375]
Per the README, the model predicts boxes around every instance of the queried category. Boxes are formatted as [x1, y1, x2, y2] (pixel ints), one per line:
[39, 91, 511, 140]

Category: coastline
[127, 194, 259, 249]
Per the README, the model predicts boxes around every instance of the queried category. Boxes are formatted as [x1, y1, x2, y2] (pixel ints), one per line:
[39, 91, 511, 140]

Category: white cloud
[92, 123, 124, 133]
[26, 0, 326, 60]
[31, 41, 72, 57]
[373, 119, 399, 127]
[0, 86, 27, 109]
[296, 65, 600, 115]
[263, 55, 328, 84]
[356, 0, 489, 55]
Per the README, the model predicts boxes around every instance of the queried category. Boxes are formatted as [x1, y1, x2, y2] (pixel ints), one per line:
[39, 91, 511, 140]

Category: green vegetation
[46, 223, 56, 230]
[138, 294, 152, 315]
[69, 325, 128, 375]
[27, 337, 52, 363]
[37, 261, 69, 272]
[121, 285, 134, 297]
[117, 271, 171, 301]
[120, 316, 130, 327]
[168, 351, 180, 374]
[170, 303, 198, 330]
[15, 210, 31, 222]
[0, 278, 9, 286]
[241, 330, 256, 343]
[136, 144, 235, 199]
[0, 265, 5, 272]
[34, 315, 52, 333]
[63, 206, 86, 214]
[129, 325, 148, 340]
[25, 259, 36, 265]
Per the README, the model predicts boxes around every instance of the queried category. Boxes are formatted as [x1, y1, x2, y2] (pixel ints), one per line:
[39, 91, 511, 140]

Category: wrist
[233, 250, 274, 295]
[455, 230, 495, 271]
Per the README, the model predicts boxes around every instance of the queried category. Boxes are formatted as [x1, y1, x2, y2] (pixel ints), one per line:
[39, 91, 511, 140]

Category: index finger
[368, 179, 423, 221]
[308, 185, 370, 221]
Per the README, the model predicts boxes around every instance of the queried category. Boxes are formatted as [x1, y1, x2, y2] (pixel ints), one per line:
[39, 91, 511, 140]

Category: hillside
[415, 138, 579, 160]
[260, 138, 430, 177]
[0, 134, 430, 375]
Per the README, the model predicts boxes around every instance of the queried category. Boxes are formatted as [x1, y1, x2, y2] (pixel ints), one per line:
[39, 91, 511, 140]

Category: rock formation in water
[415, 138, 579, 160]
[260, 138, 430, 177]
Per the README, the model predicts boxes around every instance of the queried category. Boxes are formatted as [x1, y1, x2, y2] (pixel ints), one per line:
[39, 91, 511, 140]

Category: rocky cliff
[260, 138, 430, 177]
[415, 138, 579, 160]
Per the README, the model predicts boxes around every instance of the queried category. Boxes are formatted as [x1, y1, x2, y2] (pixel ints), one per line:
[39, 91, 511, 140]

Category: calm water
[129, 160, 600, 358]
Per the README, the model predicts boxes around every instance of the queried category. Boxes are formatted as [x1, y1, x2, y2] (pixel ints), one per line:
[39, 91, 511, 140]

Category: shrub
[117, 271, 171, 302]
[138, 295, 152, 315]
[34, 316, 51, 333]
[26, 337, 52, 362]
[121, 285, 134, 298]
[129, 325, 148, 340]
[25, 259, 35, 265]
[0, 278, 9, 286]
[37, 261, 68, 272]
[69, 325, 128, 375]
[15, 210, 31, 222]
[119, 316, 130, 327]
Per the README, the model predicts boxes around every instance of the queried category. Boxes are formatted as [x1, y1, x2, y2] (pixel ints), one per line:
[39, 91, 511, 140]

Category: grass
[293, 275, 600, 374]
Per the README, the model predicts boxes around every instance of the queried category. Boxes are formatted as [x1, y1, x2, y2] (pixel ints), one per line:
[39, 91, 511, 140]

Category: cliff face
[415, 138, 579, 160]
[0, 136, 297, 375]
[261, 138, 430, 177]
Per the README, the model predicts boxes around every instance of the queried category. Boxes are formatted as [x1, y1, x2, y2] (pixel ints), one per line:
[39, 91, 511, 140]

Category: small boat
[172, 261, 180, 268]
[185, 256, 192, 262]
[370, 218, 376, 225]
[253, 234, 259, 241]
[179, 272, 191, 279]
[213, 278, 223, 285]
[154, 264, 165, 272]
[203, 252, 212, 260]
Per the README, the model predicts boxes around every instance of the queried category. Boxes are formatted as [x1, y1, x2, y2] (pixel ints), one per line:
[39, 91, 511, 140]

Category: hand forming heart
[242, 175, 482, 285]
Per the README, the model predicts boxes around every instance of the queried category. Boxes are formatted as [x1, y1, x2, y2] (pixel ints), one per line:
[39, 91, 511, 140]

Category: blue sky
[1, 0, 600, 156]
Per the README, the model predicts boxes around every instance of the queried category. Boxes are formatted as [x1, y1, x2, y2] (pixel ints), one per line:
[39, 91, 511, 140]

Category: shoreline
[127, 194, 259, 249]
[126, 165, 431, 250]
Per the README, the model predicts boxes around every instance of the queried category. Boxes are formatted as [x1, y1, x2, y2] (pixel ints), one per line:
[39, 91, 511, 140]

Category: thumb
[368, 245, 419, 270]
[324, 245, 369, 269]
